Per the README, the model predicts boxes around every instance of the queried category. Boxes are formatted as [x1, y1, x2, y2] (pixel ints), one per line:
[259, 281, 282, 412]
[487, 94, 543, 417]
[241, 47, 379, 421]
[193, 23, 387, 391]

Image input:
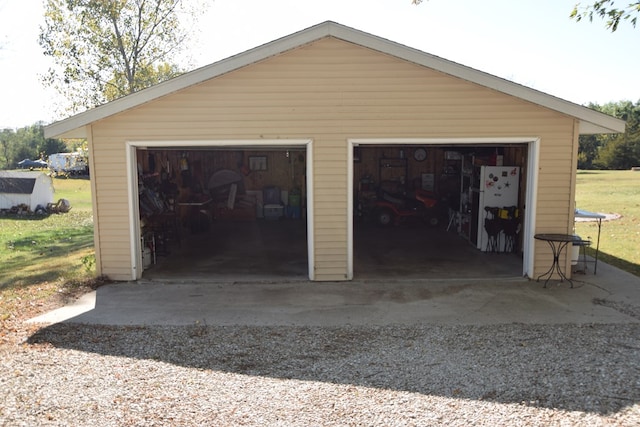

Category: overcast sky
[1, 0, 639, 129]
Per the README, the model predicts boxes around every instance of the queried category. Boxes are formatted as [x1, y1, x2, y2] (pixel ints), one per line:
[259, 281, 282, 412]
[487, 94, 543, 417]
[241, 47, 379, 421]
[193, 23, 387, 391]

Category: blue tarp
[17, 159, 48, 169]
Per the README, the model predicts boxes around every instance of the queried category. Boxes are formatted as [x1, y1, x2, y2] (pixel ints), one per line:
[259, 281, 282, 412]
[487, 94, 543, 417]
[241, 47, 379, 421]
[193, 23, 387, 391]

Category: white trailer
[48, 152, 88, 175]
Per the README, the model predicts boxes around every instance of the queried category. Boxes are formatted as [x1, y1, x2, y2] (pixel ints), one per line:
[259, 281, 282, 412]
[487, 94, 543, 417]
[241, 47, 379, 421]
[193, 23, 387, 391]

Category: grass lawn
[574, 170, 640, 277]
[0, 176, 97, 327]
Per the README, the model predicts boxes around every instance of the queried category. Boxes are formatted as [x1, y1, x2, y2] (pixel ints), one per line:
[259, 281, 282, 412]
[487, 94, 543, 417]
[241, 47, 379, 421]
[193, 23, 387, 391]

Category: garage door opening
[129, 141, 313, 281]
[350, 141, 531, 280]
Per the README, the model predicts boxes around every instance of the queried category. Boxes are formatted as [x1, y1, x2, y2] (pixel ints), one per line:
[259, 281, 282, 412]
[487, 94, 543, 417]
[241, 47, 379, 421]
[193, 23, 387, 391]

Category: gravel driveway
[2, 322, 639, 426]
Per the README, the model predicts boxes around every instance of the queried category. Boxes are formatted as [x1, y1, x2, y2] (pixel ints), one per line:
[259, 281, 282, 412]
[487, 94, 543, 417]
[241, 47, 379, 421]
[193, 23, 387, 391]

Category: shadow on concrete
[590, 248, 640, 278]
[25, 254, 640, 416]
[28, 319, 639, 415]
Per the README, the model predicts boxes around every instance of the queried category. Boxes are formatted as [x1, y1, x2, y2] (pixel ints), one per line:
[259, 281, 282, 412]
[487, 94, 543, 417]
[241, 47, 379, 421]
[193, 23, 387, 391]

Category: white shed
[0, 171, 55, 211]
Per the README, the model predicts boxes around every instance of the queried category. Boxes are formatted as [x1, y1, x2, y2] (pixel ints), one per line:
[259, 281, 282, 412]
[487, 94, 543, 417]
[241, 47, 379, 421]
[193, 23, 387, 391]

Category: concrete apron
[28, 260, 640, 326]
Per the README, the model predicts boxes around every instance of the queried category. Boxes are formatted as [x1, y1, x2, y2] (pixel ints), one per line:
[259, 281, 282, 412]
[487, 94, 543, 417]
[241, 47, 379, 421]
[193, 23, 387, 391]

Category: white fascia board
[579, 120, 626, 135]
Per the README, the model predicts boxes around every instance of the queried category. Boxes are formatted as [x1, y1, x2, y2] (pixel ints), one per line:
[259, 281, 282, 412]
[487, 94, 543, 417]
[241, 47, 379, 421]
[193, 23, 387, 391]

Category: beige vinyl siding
[90, 37, 575, 281]
[313, 140, 349, 280]
[89, 133, 133, 280]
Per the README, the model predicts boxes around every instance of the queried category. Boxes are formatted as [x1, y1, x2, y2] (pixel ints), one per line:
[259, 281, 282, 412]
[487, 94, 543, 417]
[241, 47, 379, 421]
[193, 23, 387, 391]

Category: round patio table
[534, 233, 576, 288]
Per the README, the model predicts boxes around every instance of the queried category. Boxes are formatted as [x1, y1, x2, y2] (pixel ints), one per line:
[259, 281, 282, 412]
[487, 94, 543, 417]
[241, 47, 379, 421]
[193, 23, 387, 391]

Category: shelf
[378, 158, 408, 185]
[379, 158, 407, 168]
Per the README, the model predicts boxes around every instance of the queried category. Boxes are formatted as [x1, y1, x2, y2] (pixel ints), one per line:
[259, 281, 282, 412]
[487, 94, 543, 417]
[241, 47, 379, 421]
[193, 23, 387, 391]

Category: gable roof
[0, 172, 38, 194]
[45, 21, 625, 139]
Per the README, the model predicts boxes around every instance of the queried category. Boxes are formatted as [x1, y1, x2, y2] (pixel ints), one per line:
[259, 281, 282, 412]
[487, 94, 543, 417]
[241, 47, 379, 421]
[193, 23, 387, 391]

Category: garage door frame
[347, 137, 540, 280]
[126, 139, 315, 281]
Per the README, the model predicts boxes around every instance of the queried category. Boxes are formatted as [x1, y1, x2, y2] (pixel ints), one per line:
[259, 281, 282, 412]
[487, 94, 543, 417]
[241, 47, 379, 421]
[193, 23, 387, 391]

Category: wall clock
[414, 148, 427, 162]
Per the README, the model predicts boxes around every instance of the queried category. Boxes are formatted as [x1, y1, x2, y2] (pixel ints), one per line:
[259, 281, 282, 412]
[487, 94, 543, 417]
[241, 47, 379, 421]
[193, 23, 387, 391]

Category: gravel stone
[1, 323, 638, 426]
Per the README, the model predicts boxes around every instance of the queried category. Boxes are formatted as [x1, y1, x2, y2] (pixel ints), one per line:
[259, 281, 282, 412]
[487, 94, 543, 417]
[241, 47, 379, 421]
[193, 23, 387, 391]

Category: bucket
[143, 247, 152, 269]
[571, 235, 589, 266]
[288, 194, 301, 207]
[287, 205, 301, 219]
[571, 244, 580, 266]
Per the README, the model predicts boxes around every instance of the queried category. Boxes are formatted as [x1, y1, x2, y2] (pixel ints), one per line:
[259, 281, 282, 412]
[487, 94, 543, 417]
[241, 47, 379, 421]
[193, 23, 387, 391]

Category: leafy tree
[39, 0, 205, 115]
[578, 100, 640, 169]
[102, 62, 183, 101]
[412, 1, 639, 32]
[571, 1, 640, 31]
[577, 134, 600, 169]
[0, 124, 67, 169]
[39, 134, 68, 160]
[595, 103, 640, 169]
[0, 129, 12, 169]
[596, 136, 639, 169]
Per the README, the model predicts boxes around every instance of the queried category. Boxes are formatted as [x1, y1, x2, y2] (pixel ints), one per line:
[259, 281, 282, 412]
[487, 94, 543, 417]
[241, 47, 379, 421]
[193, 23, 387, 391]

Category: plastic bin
[264, 204, 283, 220]
[263, 186, 281, 205]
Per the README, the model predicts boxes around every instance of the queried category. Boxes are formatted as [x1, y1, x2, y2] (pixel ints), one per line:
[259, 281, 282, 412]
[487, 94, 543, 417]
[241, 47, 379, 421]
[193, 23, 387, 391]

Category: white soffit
[45, 21, 625, 139]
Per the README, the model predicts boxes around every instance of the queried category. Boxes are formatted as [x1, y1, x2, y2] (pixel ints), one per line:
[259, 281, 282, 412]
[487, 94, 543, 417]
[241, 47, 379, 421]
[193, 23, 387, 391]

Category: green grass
[52, 176, 93, 211]
[0, 177, 95, 290]
[574, 170, 640, 277]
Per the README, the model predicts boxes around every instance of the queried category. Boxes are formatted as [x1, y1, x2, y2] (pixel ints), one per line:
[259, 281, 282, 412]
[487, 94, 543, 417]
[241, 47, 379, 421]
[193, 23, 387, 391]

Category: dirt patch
[593, 298, 640, 320]
[0, 276, 109, 349]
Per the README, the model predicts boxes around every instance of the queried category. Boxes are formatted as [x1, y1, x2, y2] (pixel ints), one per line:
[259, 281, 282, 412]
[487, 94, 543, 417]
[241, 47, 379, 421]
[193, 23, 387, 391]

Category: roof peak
[45, 21, 624, 139]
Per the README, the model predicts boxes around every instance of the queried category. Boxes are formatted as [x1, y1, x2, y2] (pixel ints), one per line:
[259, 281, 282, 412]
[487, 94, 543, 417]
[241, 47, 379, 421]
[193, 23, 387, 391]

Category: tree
[0, 124, 67, 170]
[39, 0, 205, 115]
[596, 133, 640, 169]
[594, 101, 640, 169]
[578, 101, 640, 169]
[102, 62, 183, 102]
[412, 1, 639, 32]
[0, 129, 11, 169]
[577, 134, 600, 169]
[571, 1, 640, 31]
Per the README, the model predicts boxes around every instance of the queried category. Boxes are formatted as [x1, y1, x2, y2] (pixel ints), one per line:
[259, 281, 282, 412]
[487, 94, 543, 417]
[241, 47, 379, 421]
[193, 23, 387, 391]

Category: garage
[134, 140, 531, 282]
[350, 142, 530, 280]
[131, 142, 313, 281]
[44, 21, 624, 283]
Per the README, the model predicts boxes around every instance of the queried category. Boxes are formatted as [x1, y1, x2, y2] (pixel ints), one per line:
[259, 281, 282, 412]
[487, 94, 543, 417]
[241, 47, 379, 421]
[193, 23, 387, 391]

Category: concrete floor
[142, 219, 523, 282]
[29, 218, 640, 327]
[354, 222, 522, 280]
[143, 219, 309, 282]
[29, 258, 640, 326]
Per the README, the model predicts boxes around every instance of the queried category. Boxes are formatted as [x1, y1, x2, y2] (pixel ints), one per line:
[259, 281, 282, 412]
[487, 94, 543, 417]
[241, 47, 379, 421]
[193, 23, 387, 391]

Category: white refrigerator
[475, 166, 520, 252]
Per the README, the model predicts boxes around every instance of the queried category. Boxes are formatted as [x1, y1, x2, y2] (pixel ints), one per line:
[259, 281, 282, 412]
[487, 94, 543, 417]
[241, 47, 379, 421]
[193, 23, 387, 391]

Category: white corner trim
[125, 143, 141, 280]
[346, 141, 355, 280]
[305, 142, 315, 281]
[523, 138, 541, 278]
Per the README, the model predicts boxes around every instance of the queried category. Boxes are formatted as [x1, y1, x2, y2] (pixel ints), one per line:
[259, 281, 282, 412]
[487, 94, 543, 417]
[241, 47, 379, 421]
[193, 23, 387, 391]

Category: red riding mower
[372, 186, 442, 227]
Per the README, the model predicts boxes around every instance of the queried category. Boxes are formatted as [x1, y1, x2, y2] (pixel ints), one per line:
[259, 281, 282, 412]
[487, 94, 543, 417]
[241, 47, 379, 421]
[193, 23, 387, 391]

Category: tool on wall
[180, 152, 191, 188]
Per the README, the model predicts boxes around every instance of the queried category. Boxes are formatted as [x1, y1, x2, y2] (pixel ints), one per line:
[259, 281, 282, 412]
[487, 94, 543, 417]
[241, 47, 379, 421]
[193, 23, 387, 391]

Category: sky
[0, 0, 639, 129]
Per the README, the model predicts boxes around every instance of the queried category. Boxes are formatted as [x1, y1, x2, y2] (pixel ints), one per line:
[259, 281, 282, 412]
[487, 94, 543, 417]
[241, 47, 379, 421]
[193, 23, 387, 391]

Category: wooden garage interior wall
[353, 146, 526, 191]
[88, 36, 575, 281]
[135, 148, 307, 209]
